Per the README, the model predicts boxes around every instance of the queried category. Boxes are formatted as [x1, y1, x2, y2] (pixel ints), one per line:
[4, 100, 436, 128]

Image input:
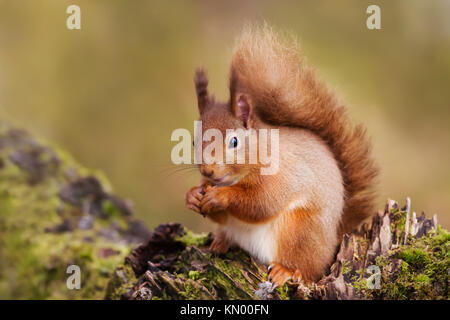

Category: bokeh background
[0, 0, 449, 232]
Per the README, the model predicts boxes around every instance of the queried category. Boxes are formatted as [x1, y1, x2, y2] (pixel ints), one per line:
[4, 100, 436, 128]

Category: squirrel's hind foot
[208, 232, 230, 255]
[268, 263, 303, 286]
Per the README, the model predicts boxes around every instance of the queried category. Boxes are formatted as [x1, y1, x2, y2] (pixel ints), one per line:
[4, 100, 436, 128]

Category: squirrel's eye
[192, 140, 195, 147]
[229, 137, 238, 148]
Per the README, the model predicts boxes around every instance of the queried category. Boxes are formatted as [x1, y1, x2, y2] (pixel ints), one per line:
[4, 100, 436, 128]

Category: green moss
[379, 228, 450, 300]
[348, 267, 368, 296]
[104, 263, 137, 300]
[415, 274, 430, 284]
[341, 261, 351, 275]
[188, 270, 201, 281]
[345, 207, 449, 300]
[179, 282, 201, 299]
[375, 255, 390, 268]
[175, 276, 214, 300]
[399, 248, 430, 267]
[0, 126, 137, 299]
[102, 200, 121, 217]
[176, 228, 209, 247]
[275, 284, 289, 300]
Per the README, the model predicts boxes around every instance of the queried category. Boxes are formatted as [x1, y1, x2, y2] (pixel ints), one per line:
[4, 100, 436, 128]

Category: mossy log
[107, 199, 449, 300]
[0, 123, 150, 299]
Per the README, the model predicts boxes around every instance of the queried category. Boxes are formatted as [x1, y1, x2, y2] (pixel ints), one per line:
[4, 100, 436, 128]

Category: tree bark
[106, 199, 449, 300]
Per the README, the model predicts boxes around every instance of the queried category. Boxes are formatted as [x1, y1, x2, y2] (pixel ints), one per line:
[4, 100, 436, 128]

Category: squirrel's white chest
[222, 216, 277, 264]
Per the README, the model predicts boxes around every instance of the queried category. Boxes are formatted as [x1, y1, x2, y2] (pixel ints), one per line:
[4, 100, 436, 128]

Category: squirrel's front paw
[200, 186, 229, 216]
[185, 186, 204, 215]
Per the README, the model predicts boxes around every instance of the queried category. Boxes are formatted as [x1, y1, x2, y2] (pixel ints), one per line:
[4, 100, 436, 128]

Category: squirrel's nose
[201, 167, 214, 178]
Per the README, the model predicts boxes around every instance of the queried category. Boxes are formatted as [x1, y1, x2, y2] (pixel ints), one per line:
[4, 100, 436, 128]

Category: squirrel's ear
[233, 94, 253, 129]
[230, 69, 254, 128]
[194, 68, 209, 114]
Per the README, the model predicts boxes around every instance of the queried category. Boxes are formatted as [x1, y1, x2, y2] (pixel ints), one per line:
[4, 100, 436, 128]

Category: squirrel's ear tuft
[194, 68, 209, 114]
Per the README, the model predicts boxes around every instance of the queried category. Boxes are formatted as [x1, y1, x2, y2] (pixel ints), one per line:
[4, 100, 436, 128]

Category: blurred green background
[0, 0, 449, 232]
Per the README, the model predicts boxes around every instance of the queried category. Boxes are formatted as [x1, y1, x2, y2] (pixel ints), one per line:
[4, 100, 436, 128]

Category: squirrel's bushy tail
[230, 23, 379, 234]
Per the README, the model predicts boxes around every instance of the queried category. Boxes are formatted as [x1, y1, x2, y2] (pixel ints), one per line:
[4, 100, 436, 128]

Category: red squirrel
[185, 24, 378, 285]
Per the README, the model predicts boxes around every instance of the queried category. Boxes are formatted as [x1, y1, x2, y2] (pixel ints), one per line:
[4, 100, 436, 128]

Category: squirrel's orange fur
[186, 24, 379, 285]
